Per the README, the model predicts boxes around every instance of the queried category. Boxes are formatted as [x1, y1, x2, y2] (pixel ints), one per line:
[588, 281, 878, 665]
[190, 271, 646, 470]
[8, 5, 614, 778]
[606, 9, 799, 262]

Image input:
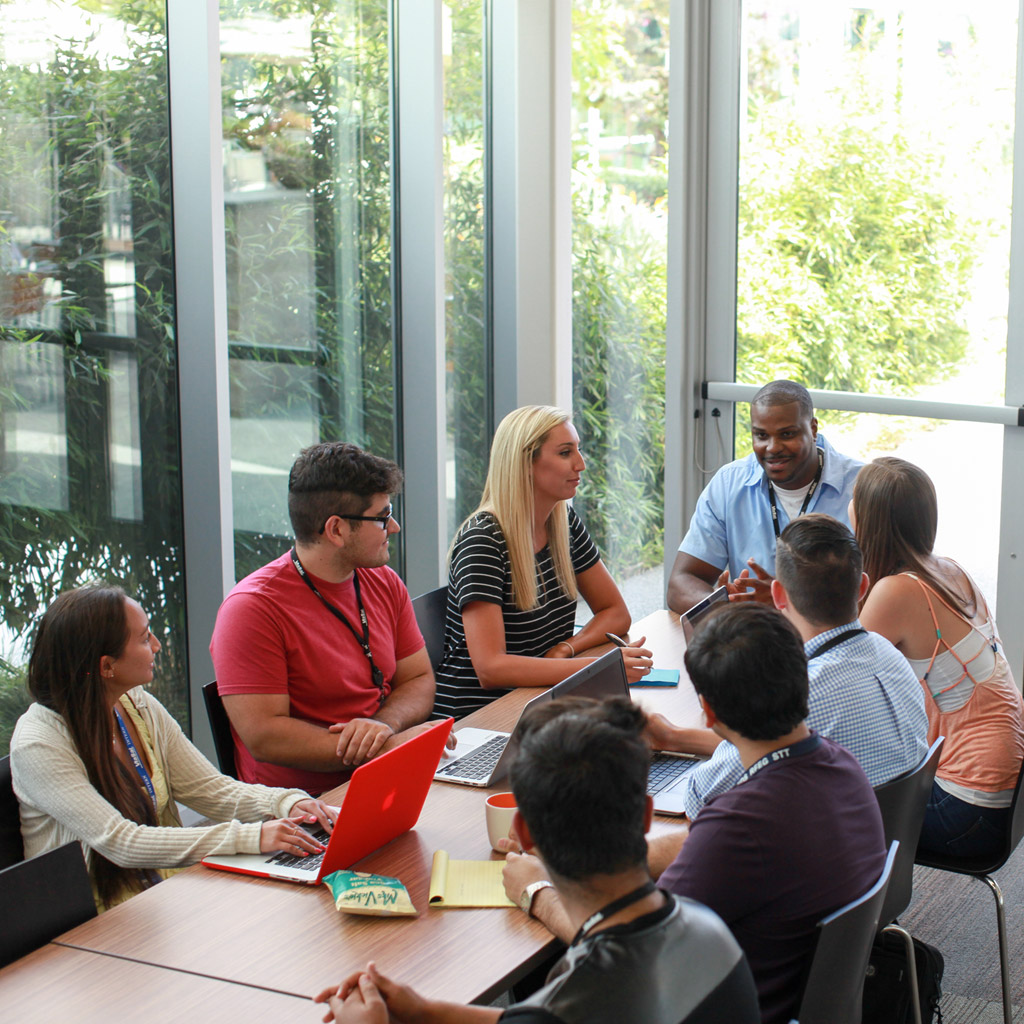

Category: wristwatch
[519, 879, 555, 916]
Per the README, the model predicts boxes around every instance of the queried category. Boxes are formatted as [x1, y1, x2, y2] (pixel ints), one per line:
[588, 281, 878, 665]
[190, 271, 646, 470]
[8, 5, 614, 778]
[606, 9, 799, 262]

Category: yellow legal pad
[428, 850, 516, 908]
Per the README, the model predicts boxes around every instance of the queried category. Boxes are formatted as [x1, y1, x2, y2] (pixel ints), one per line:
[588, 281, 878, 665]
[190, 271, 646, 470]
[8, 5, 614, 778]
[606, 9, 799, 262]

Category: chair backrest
[873, 735, 944, 924]
[411, 585, 448, 672]
[202, 681, 239, 780]
[796, 841, 898, 1024]
[1001, 751, 1024, 861]
[0, 755, 23, 869]
[0, 841, 97, 967]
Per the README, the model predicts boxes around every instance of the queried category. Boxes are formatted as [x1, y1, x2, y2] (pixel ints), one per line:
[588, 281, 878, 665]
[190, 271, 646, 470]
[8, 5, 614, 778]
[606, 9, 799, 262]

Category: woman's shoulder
[455, 511, 506, 546]
[10, 701, 65, 746]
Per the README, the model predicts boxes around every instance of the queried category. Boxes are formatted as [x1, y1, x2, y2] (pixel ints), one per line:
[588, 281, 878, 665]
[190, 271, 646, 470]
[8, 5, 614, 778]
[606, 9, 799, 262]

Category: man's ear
[698, 694, 717, 730]
[320, 515, 350, 549]
[858, 572, 870, 602]
[810, 416, 818, 439]
[770, 578, 787, 611]
[512, 810, 536, 854]
[642, 794, 654, 834]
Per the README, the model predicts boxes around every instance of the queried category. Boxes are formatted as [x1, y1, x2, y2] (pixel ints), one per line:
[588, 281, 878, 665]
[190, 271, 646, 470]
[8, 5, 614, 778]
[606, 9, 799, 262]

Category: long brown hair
[852, 458, 969, 615]
[27, 585, 159, 906]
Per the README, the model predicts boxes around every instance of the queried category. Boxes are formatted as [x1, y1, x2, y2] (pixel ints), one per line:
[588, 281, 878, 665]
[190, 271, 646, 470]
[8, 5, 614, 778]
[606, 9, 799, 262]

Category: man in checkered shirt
[648, 513, 927, 825]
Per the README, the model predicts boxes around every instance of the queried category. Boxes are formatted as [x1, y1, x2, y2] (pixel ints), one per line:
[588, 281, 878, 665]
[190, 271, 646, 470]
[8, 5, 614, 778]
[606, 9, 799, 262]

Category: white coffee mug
[485, 792, 517, 852]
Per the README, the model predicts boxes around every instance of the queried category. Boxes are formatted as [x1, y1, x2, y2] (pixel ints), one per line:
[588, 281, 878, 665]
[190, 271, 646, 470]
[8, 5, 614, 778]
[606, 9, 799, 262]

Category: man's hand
[727, 559, 774, 604]
[329, 718, 394, 766]
[644, 712, 679, 751]
[314, 963, 433, 1024]
[314, 967, 388, 1024]
[502, 851, 549, 907]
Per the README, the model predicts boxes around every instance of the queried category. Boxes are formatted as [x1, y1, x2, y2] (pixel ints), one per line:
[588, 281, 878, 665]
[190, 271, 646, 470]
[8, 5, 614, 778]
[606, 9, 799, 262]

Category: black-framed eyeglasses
[335, 504, 396, 529]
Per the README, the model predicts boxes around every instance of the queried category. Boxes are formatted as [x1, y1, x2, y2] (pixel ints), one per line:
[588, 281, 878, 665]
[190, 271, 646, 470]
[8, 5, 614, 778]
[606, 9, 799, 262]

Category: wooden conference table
[3, 609, 701, 1018]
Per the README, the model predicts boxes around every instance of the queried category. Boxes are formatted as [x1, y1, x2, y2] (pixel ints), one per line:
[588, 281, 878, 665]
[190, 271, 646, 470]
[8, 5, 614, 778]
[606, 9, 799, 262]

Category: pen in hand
[605, 632, 628, 647]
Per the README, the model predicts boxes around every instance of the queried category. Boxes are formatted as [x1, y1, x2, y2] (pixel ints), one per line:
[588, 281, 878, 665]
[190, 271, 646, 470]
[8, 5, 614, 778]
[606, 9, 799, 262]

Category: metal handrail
[702, 381, 1024, 427]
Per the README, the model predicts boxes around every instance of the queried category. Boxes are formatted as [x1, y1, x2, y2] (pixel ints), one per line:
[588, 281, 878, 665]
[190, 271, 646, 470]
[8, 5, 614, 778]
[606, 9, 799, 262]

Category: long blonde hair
[457, 406, 577, 611]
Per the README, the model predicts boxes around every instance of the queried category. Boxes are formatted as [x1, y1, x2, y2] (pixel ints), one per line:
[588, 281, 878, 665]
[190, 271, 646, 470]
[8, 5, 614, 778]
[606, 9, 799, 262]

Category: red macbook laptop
[202, 717, 454, 885]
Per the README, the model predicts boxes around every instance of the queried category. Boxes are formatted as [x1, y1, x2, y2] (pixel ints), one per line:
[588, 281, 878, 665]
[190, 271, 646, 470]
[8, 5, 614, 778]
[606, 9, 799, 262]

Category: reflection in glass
[221, 1, 398, 579]
[0, 340, 68, 511]
[0, 0, 187, 749]
[570, 1, 669, 618]
[108, 349, 143, 523]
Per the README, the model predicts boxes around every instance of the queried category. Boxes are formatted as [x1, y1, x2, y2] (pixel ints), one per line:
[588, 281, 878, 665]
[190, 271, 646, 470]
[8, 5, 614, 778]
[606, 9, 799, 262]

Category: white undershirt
[775, 480, 813, 521]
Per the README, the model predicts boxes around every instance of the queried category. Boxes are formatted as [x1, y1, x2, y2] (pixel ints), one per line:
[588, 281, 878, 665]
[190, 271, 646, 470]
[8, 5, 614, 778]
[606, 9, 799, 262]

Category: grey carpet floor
[900, 845, 1024, 1021]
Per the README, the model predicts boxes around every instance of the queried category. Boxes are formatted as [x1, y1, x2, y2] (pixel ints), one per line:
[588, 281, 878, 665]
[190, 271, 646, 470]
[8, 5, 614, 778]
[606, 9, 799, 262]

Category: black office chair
[914, 756, 1024, 1024]
[411, 585, 448, 672]
[873, 737, 945, 1024]
[202, 681, 239, 780]
[795, 840, 898, 1024]
[0, 755, 24, 869]
[0, 841, 97, 967]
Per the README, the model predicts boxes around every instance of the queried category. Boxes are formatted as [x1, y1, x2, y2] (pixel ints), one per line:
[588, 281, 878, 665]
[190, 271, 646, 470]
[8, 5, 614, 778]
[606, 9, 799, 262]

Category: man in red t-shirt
[210, 442, 438, 794]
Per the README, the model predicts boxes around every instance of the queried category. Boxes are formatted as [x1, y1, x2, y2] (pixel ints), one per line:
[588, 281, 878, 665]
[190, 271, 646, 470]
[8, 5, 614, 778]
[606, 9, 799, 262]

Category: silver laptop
[435, 650, 630, 788]
[435, 649, 706, 814]
[680, 585, 729, 642]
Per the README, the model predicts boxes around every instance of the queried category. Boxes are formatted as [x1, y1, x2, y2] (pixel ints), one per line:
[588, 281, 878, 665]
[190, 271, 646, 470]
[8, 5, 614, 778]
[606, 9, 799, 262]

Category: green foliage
[569, 1, 669, 579]
[0, 660, 30, 755]
[0, 0, 188, 745]
[571, 178, 666, 577]
[737, 103, 975, 403]
[444, 0, 489, 531]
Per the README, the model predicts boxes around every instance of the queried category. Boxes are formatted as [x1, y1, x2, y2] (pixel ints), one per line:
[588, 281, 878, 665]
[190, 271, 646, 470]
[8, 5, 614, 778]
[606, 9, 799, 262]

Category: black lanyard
[767, 448, 824, 538]
[807, 628, 866, 661]
[737, 733, 821, 786]
[570, 880, 657, 947]
[290, 548, 385, 697]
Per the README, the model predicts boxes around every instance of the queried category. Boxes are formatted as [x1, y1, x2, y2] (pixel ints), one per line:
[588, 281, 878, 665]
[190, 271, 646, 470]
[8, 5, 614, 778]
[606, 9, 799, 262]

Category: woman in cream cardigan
[11, 584, 332, 909]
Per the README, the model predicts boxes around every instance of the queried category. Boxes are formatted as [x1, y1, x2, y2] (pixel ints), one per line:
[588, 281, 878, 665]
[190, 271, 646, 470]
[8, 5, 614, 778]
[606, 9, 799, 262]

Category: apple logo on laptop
[382, 790, 396, 811]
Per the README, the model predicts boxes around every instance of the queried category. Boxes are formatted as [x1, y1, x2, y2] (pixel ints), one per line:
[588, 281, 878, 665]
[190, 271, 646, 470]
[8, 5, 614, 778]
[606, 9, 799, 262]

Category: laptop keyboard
[435, 733, 509, 780]
[266, 824, 330, 872]
[647, 752, 701, 795]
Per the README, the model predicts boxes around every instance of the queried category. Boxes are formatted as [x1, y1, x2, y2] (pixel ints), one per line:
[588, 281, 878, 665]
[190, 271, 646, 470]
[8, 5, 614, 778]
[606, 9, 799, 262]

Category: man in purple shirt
[660, 603, 886, 1023]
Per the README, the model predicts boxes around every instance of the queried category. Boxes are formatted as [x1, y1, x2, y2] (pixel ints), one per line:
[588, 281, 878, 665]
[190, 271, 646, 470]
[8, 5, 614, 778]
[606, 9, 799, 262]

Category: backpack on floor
[862, 930, 944, 1024]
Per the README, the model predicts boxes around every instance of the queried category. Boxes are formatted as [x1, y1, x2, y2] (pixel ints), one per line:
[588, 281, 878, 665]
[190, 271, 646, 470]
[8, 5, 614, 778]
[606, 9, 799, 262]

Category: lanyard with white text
[767, 447, 823, 538]
[737, 734, 821, 786]
[114, 706, 158, 813]
[290, 548, 385, 696]
[570, 880, 658, 947]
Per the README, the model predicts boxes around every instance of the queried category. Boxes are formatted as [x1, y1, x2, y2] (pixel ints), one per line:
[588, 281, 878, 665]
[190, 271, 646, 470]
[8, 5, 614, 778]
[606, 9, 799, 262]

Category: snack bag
[323, 870, 418, 916]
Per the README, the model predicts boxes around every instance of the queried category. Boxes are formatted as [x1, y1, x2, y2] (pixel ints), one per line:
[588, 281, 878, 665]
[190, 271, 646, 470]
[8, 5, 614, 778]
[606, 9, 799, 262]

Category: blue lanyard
[114, 706, 158, 813]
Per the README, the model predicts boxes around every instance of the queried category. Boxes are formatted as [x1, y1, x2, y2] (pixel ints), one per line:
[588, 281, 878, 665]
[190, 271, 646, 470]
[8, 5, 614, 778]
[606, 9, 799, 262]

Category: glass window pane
[443, 0, 490, 538]
[735, 3, 1016, 606]
[737, 4, 1015, 412]
[221, 1, 398, 580]
[571, 1, 670, 619]
[0, 0, 187, 749]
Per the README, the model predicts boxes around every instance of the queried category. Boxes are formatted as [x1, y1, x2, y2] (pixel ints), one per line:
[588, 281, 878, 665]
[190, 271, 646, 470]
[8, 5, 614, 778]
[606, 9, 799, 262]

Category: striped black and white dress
[432, 508, 600, 720]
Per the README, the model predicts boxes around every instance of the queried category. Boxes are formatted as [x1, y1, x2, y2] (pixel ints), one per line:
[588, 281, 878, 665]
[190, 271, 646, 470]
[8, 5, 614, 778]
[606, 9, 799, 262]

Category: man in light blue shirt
[654, 514, 928, 822]
[667, 380, 862, 613]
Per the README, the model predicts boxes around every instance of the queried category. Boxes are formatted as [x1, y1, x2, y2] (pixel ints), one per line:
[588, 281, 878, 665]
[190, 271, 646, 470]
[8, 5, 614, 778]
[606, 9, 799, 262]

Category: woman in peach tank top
[852, 457, 1024, 859]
